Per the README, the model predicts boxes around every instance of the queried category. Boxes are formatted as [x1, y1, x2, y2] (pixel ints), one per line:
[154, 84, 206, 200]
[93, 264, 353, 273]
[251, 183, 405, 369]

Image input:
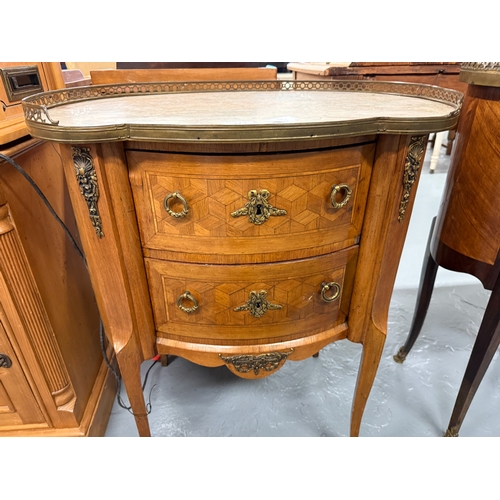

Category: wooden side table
[22, 80, 462, 436]
[393, 63, 500, 437]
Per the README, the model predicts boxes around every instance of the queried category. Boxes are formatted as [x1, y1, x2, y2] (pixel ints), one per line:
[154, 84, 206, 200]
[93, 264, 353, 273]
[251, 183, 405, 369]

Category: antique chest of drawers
[22, 80, 462, 436]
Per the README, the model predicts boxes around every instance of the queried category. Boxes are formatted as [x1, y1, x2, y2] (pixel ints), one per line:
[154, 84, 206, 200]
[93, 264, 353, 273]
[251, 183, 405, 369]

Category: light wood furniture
[90, 67, 277, 85]
[23, 79, 462, 436]
[62, 69, 91, 88]
[287, 63, 469, 173]
[0, 62, 115, 436]
[0, 62, 66, 144]
[115, 62, 288, 72]
[394, 63, 500, 437]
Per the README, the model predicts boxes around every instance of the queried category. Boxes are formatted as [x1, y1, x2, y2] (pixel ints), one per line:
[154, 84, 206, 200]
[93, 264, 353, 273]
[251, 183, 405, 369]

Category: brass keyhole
[255, 204, 263, 216]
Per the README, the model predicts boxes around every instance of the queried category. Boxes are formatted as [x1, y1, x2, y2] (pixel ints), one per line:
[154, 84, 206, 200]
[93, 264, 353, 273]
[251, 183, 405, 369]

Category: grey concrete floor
[104, 141, 497, 437]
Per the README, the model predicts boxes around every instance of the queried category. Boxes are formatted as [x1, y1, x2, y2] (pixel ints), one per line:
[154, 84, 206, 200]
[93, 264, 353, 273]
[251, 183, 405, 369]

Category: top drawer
[127, 144, 374, 262]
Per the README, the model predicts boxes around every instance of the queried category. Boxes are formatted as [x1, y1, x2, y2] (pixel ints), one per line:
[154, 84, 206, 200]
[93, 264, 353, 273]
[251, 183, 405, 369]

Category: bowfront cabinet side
[22, 80, 462, 436]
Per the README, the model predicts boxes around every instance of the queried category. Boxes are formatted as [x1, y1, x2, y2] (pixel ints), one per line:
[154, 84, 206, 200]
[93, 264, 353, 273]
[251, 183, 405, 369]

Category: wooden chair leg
[394, 217, 439, 363]
[160, 354, 168, 366]
[445, 277, 500, 437]
[116, 343, 151, 437]
[350, 325, 386, 437]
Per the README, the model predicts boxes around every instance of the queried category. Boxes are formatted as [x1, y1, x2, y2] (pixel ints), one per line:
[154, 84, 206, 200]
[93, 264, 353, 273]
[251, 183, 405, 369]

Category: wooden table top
[23, 81, 463, 143]
[287, 62, 462, 77]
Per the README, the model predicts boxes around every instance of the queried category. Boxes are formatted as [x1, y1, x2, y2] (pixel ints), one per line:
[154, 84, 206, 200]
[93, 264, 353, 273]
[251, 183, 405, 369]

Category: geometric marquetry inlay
[148, 169, 359, 238]
[128, 145, 374, 258]
[146, 246, 357, 343]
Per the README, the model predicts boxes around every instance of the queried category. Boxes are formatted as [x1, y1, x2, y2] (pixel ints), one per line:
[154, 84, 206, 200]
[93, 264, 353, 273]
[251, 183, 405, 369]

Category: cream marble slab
[47, 91, 457, 128]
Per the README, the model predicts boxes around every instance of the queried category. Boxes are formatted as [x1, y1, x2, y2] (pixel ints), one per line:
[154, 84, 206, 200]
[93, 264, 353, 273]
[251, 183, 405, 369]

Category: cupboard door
[0, 321, 45, 428]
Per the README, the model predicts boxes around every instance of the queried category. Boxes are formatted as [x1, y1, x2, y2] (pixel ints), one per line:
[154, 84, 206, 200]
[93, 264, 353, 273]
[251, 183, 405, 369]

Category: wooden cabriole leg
[444, 275, 500, 437]
[115, 339, 152, 437]
[58, 143, 156, 437]
[394, 217, 439, 363]
[350, 324, 385, 437]
[348, 134, 429, 436]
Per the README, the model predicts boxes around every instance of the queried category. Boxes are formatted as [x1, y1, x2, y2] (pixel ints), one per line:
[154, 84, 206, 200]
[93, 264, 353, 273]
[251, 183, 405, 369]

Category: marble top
[23, 81, 463, 143]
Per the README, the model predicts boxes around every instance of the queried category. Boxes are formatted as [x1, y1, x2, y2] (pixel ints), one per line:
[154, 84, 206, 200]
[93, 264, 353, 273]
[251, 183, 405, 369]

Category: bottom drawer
[146, 247, 358, 345]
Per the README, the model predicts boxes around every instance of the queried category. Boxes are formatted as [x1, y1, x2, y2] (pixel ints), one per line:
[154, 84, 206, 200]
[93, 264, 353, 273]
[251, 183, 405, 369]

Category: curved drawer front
[128, 146, 373, 260]
[146, 246, 358, 344]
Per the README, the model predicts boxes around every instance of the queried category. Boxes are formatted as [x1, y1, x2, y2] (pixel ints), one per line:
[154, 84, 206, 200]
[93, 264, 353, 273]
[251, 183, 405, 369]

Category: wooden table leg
[394, 217, 439, 363]
[350, 324, 386, 436]
[116, 342, 151, 437]
[445, 277, 500, 437]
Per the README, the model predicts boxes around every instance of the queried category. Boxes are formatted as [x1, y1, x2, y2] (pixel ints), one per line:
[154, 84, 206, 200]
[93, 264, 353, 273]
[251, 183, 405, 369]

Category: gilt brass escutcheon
[231, 189, 287, 225]
[219, 350, 294, 376]
[176, 291, 198, 313]
[330, 183, 352, 209]
[164, 191, 189, 218]
[234, 290, 283, 318]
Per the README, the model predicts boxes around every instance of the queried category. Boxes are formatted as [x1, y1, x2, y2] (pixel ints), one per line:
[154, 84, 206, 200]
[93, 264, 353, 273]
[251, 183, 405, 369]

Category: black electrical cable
[1, 150, 158, 418]
[0, 152, 87, 265]
[99, 320, 157, 416]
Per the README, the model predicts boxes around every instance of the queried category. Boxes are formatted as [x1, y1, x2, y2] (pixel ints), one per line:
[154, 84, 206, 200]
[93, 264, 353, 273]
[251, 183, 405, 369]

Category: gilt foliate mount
[72, 147, 104, 238]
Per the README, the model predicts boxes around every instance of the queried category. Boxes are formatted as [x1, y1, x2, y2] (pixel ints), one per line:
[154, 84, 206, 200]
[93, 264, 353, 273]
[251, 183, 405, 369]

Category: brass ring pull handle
[330, 183, 352, 209]
[176, 291, 198, 313]
[0, 354, 12, 369]
[164, 191, 189, 218]
[321, 282, 341, 303]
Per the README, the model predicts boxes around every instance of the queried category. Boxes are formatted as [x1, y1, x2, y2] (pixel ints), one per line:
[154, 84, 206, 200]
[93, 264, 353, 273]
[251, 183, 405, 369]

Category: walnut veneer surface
[23, 80, 462, 436]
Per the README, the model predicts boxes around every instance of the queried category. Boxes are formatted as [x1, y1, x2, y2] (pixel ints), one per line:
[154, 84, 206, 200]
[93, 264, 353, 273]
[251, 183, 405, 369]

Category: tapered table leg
[394, 217, 439, 363]
[445, 277, 500, 437]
